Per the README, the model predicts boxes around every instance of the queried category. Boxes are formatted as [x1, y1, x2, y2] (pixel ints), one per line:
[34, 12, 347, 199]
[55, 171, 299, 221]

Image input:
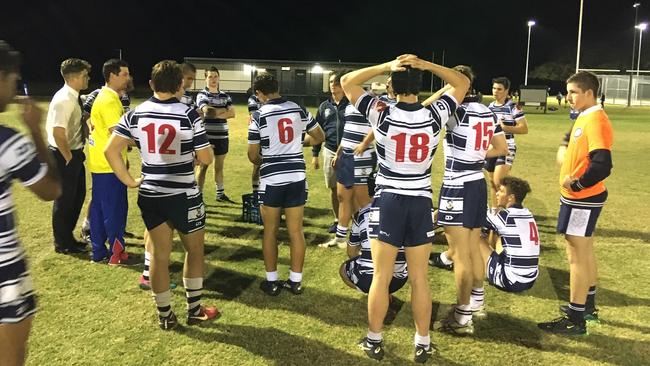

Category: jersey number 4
[529, 222, 540, 245]
[278, 118, 294, 144]
[142, 123, 177, 154]
[472, 121, 494, 150]
[391, 133, 430, 163]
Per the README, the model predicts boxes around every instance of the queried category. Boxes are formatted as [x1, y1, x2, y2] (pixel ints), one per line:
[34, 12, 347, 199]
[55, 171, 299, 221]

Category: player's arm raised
[341, 57, 406, 106]
[421, 84, 453, 107]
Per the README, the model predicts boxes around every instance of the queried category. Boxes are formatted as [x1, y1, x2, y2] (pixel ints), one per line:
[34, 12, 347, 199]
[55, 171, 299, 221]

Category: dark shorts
[368, 192, 435, 247]
[137, 193, 206, 234]
[486, 251, 535, 293]
[343, 258, 407, 294]
[557, 195, 605, 237]
[209, 138, 229, 156]
[260, 180, 308, 208]
[336, 149, 376, 188]
[437, 178, 487, 228]
[484, 144, 516, 172]
[0, 257, 37, 324]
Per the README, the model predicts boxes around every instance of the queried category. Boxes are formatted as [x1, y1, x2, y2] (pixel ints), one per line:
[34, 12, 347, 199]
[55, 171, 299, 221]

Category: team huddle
[0, 38, 613, 366]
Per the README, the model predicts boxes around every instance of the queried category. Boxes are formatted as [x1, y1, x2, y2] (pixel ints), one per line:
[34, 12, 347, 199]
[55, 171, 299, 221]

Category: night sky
[1, 0, 648, 92]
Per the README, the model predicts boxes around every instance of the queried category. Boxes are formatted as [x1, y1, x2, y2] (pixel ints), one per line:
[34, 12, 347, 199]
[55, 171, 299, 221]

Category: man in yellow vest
[87, 58, 131, 264]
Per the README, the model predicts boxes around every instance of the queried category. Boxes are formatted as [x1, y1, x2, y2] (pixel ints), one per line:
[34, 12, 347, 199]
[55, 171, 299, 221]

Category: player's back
[251, 98, 314, 186]
[117, 97, 205, 198]
[492, 206, 540, 283]
[444, 100, 500, 172]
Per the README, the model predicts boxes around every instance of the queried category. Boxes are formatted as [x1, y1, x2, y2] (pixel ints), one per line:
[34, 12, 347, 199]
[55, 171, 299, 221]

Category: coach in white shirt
[45, 58, 91, 254]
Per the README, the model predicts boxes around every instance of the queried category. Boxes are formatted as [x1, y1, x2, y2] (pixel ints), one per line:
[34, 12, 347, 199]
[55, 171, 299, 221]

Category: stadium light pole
[628, 2, 641, 107]
[575, 0, 584, 73]
[524, 20, 536, 86]
[636, 23, 647, 77]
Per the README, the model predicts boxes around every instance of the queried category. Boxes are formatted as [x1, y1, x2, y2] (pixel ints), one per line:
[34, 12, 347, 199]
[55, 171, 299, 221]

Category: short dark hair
[566, 71, 599, 96]
[205, 66, 219, 76]
[0, 40, 20, 74]
[500, 176, 531, 203]
[102, 58, 129, 82]
[60, 58, 91, 78]
[329, 70, 347, 87]
[254, 73, 278, 95]
[492, 76, 510, 90]
[391, 66, 422, 95]
[150, 60, 183, 94]
[181, 62, 196, 74]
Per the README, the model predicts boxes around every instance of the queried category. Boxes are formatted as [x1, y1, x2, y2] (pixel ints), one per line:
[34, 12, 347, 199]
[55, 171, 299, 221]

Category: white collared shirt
[46, 83, 84, 150]
[578, 104, 602, 117]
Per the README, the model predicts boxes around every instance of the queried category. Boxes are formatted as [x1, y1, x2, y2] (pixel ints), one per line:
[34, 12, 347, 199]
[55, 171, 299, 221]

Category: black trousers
[50, 147, 86, 247]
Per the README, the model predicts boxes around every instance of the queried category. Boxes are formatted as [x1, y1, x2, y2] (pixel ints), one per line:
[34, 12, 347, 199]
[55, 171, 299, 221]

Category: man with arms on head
[484, 77, 528, 212]
[341, 55, 469, 363]
[46, 58, 91, 254]
[423, 66, 507, 335]
[105, 60, 219, 330]
[87, 58, 131, 264]
[196, 67, 236, 202]
[248, 73, 324, 296]
[313, 71, 349, 236]
[0, 40, 62, 366]
[538, 71, 613, 335]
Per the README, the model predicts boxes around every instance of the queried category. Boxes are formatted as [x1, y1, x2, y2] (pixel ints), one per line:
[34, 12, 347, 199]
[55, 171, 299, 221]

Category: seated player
[247, 73, 325, 296]
[105, 60, 219, 330]
[339, 176, 407, 322]
[432, 176, 540, 294]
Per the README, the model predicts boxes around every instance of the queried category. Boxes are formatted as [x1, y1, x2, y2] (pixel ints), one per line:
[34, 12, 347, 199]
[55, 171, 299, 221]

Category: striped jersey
[355, 92, 457, 198]
[340, 104, 374, 157]
[488, 99, 524, 142]
[443, 98, 503, 182]
[247, 95, 262, 113]
[113, 97, 210, 198]
[179, 91, 197, 110]
[349, 203, 407, 278]
[378, 94, 397, 105]
[485, 205, 540, 285]
[196, 88, 232, 140]
[0, 126, 48, 267]
[83, 88, 131, 114]
[248, 98, 318, 187]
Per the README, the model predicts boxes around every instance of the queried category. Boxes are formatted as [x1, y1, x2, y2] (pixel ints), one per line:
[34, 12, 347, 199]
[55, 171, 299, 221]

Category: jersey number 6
[278, 118, 294, 144]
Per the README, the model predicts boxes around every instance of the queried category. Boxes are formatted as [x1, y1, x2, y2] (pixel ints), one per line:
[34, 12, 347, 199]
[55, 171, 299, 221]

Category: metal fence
[599, 74, 650, 106]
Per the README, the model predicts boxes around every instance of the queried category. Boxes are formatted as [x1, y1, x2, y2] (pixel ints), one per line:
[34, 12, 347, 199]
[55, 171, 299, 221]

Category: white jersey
[248, 98, 318, 187]
[349, 204, 407, 278]
[485, 205, 540, 285]
[355, 92, 457, 198]
[488, 99, 524, 143]
[114, 97, 210, 198]
[444, 98, 503, 182]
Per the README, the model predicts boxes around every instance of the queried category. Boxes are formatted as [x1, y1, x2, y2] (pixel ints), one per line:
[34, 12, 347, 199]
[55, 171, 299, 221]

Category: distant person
[600, 93, 605, 109]
[246, 87, 263, 193]
[105, 60, 220, 330]
[556, 91, 563, 107]
[248, 73, 325, 296]
[87, 58, 132, 264]
[196, 66, 236, 202]
[0, 40, 62, 366]
[45, 58, 91, 254]
[484, 77, 528, 212]
[538, 71, 613, 335]
[312, 71, 349, 236]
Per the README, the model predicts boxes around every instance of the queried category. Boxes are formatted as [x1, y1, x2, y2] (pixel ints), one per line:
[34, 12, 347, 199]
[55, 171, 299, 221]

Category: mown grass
[2, 97, 649, 366]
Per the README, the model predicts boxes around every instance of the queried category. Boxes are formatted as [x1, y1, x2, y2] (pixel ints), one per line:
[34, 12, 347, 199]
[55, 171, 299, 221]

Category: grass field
[2, 97, 649, 366]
